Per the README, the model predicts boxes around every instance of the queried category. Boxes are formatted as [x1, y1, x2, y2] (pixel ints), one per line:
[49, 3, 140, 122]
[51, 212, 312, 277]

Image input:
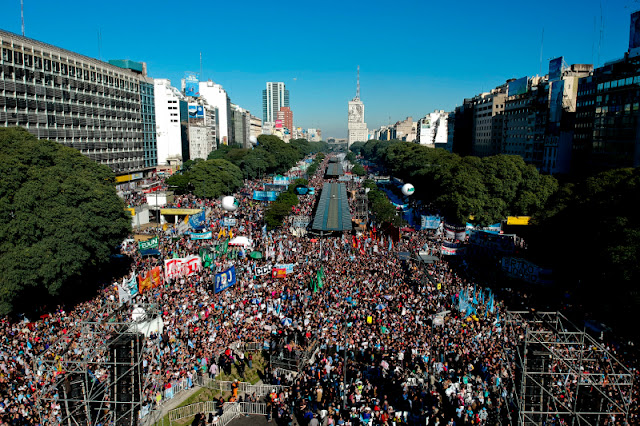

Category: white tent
[229, 236, 252, 248]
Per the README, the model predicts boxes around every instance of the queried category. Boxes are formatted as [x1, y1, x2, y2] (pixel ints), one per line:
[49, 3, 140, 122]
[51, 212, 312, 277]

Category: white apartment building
[154, 79, 184, 165]
[199, 80, 231, 144]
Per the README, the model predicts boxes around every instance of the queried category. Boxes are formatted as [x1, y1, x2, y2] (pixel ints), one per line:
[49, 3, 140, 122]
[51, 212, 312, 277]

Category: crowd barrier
[167, 401, 267, 426]
[193, 377, 289, 396]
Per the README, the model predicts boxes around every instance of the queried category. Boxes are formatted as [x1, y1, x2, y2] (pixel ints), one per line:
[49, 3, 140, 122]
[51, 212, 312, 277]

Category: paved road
[228, 414, 270, 426]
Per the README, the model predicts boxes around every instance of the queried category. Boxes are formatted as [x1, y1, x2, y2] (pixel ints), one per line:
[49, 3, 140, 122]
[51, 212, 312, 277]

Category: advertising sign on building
[185, 72, 199, 97]
[548, 57, 563, 82]
[507, 76, 528, 97]
[549, 80, 564, 123]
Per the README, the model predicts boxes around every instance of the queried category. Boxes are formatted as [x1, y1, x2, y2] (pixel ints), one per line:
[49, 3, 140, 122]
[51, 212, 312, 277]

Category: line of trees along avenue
[354, 140, 558, 226]
[166, 136, 328, 197]
[354, 139, 640, 331]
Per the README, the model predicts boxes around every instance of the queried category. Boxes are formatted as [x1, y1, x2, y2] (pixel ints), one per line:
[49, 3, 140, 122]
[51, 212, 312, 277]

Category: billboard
[507, 76, 528, 97]
[630, 11, 640, 50]
[188, 104, 205, 124]
[275, 119, 283, 129]
[548, 57, 563, 82]
[185, 72, 199, 97]
[549, 80, 564, 123]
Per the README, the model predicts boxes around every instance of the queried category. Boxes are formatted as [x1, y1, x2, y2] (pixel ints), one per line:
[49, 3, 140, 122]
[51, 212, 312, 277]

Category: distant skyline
[1, 0, 636, 138]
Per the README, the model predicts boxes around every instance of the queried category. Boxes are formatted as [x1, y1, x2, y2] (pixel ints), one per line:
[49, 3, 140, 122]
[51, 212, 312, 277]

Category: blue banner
[215, 266, 236, 293]
[252, 190, 278, 201]
[189, 210, 206, 230]
[274, 263, 294, 274]
[190, 231, 212, 240]
[421, 215, 441, 230]
[185, 72, 199, 97]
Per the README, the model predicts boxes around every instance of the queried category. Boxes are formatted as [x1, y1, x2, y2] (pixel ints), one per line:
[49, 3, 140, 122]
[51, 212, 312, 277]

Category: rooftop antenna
[539, 28, 544, 76]
[356, 65, 360, 101]
[21, 0, 24, 36]
[598, 1, 604, 67]
[97, 29, 102, 60]
[200, 52, 203, 77]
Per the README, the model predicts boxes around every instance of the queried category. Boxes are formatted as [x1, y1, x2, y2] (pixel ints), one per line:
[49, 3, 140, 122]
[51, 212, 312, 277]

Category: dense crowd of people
[0, 154, 638, 426]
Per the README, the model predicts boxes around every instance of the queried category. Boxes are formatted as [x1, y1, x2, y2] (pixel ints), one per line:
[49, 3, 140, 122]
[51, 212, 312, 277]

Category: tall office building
[0, 29, 148, 177]
[348, 66, 367, 146]
[262, 82, 289, 127]
[110, 60, 157, 169]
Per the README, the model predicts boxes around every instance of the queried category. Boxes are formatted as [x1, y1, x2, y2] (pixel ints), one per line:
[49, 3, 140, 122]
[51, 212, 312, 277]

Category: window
[24, 54, 32, 67]
[53, 61, 60, 73]
[2, 48, 12, 62]
[83, 69, 89, 80]
[44, 59, 51, 71]
[91, 71, 96, 82]
[14, 51, 23, 65]
[61, 63, 67, 75]
[69, 65, 75, 77]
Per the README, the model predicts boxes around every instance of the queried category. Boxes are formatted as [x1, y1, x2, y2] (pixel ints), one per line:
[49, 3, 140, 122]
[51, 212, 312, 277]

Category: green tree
[349, 142, 366, 155]
[165, 172, 191, 194]
[0, 128, 131, 314]
[530, 168, 640, 326]
[352, 164, 366, 176]
[189, 159, 243, 199]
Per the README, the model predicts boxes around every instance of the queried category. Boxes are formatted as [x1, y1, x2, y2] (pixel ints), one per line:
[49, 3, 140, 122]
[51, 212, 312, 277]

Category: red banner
[138, 270, 152, 293]
[272, 268, 286, 279]
[151, 266, 162, 288]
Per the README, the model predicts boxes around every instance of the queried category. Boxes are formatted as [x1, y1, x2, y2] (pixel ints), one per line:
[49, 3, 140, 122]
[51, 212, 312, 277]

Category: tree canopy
[528, 168, 640, 322]
[361, 140, 557, 225]
[167, 158, 243, 198]
[0, 128, 131, 315]
[204, 136, 326, 180]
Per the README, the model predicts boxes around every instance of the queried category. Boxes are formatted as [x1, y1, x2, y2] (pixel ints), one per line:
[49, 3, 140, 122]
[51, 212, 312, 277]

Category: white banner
[164, 255, 202, 280]
[255, 265, 272, 276]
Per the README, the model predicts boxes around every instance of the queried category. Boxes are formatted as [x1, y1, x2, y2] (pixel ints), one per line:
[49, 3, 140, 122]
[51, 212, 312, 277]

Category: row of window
[1, 47, 138, 91]
[596, 76, 640, 92]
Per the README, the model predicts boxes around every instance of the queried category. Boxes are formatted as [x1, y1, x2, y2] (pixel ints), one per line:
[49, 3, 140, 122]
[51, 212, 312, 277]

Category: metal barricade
[168, 401, 217, 422]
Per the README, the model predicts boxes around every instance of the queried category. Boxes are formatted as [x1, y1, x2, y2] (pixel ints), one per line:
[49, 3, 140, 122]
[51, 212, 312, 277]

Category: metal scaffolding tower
[505, 311, 633, 425]
[34, 302, 160, 425]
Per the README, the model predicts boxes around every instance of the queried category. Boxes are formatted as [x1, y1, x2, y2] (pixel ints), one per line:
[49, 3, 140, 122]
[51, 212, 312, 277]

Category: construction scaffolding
[505, 311, 633, 425]
[34, 301, 160, 425]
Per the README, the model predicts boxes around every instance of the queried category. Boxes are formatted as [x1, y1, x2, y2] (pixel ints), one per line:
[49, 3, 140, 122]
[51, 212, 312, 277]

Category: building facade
[262, 82, 289, 128]
[154, 78, 186, 166]
[471, 85, 507, 157]
[0, 30, 147, 175]
[394, 116, 417, 142]
[573, 54, 640, 173]
[231, 103, 251, 148]
[250, 115, 262, 142]
[198, 80, 231, 145]
[186, 100, 217, 161]
[277, 106, 293, 134]
[417, 111, 449, 147]
[110, 60, 157, 169]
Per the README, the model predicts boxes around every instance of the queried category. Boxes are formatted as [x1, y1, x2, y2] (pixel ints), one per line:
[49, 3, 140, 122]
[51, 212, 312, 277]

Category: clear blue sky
[1, 0, 635, 138]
